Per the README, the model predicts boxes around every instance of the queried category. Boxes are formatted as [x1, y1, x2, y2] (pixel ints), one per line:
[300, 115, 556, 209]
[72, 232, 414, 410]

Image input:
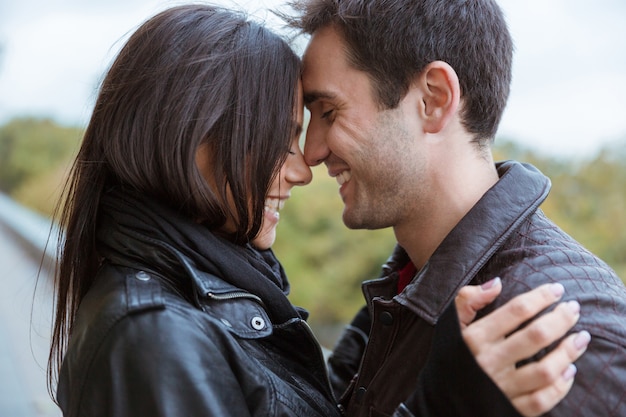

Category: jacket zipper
[300, 319, 340, 404]
[206, 291, 263, 304]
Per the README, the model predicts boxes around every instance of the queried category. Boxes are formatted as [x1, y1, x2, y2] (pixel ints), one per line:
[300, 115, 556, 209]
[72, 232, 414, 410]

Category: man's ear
[417, 61, 460, 134]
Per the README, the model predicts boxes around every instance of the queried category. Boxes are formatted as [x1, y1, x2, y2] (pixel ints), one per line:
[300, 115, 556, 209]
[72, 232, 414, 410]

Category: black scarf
[96, 188, 300, 325]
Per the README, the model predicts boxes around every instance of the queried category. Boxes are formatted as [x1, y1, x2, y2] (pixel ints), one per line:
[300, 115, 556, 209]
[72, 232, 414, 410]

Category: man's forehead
[301, 28, 346, 104]
[302, 25, 344, 65]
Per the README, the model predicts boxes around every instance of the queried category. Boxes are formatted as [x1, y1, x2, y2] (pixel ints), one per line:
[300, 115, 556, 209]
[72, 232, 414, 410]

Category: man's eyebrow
[303, 90, 337, 106]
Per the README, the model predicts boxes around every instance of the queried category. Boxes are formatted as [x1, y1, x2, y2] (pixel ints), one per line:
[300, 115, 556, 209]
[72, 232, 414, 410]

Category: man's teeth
[336, 171, 352, 186]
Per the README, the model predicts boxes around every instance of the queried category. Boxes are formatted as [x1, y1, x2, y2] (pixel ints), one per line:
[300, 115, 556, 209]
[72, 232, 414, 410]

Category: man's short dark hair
[286, 0, 513, 145]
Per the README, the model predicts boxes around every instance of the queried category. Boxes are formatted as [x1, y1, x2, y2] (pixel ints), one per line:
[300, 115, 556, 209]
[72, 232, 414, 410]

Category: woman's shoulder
[62, 265, 229, 382]
[69, 263, 272, 357]
[72, 264, 213, 340]
[73, 264, 169, 331]
[57, 265, 250, 416]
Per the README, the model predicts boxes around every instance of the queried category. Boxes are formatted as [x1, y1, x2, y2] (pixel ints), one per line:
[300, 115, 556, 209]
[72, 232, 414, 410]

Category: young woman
[47, 5, 583, 417]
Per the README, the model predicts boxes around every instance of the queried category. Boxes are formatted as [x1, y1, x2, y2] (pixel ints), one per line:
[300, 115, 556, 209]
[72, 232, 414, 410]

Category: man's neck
[394, 150, 499, 271]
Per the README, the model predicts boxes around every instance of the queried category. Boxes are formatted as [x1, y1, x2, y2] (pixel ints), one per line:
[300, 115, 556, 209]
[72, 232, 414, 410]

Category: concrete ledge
[0, 193, 60, 272]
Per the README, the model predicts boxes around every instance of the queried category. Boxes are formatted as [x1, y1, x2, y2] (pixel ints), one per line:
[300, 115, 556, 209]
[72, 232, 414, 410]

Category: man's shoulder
[492, 212, 626, 341]
[503, 209, 613, 272]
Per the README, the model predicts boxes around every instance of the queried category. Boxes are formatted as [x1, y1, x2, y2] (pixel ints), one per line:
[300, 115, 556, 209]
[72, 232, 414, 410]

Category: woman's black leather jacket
[57, 260, 341, 417]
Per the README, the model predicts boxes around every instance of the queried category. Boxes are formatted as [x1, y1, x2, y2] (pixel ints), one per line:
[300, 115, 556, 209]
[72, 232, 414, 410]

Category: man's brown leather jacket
[329, 160, 626, 417]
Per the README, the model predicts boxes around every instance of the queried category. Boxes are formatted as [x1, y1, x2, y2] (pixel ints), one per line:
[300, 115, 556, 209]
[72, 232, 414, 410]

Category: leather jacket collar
[380, 160, 551, 324]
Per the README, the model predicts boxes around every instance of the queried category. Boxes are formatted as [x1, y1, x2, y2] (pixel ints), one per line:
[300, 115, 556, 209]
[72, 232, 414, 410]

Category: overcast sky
[1, 0, 625, 157]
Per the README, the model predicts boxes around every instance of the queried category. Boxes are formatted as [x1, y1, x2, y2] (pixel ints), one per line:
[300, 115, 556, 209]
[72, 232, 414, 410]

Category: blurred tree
[0, 118, 81, 214]
[0, 116, 624, 334]
[494, 138, 626, 279]
[278, 137, 626, 332]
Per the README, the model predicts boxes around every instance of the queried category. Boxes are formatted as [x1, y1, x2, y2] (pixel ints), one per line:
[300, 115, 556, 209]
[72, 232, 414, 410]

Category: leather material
[57, 262, 341, 417]
[331, 161, 626, 417]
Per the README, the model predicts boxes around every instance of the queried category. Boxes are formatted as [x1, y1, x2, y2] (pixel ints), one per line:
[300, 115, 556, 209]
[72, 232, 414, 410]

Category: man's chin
[343, 208, 389, 231]
[342, 209, 365, 230]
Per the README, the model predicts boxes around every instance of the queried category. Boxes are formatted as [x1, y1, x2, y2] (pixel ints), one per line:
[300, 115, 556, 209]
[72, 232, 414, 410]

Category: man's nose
[303, 124, 330, 167]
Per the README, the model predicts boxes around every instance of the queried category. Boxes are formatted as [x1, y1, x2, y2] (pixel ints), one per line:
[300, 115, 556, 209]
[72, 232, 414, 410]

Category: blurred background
[0, 0, 625, 416]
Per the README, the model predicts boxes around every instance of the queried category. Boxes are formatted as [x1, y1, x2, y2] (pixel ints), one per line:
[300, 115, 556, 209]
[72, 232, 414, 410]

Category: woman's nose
[285, 149, 313, 186]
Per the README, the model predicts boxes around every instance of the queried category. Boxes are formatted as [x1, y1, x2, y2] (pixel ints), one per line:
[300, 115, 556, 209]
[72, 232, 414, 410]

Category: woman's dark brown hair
[48, 4, 301, 396]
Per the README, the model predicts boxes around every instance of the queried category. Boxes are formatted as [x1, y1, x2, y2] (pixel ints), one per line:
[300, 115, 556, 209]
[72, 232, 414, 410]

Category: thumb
[455, 277, 502, 329]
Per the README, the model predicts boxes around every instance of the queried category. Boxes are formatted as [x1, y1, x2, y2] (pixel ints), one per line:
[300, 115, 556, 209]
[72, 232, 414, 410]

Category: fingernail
[574, 330, 591, 351]
[550, 283, 565, 298]
[481, 277, 501, 290]
[562, 364, 577, 381]
[566, 300, 580, 315]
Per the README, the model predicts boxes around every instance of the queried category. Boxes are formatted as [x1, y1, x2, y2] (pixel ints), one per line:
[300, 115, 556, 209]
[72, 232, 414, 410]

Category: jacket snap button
[380, 311, 393, 326]
[135, 271, 151, 281]
[250, 316, 266, 330]
[355, 386, 367, 403]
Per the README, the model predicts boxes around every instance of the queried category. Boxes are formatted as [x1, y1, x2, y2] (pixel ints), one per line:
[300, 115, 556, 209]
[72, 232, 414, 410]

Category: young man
[287, 0, 626, 416]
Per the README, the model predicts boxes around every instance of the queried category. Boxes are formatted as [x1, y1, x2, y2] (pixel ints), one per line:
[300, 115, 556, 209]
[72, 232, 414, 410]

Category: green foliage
[1, 116, 624, 333]
[282, 138, 626, 330]
[0, 118, 82, 215]
[494, 139, 626, 270]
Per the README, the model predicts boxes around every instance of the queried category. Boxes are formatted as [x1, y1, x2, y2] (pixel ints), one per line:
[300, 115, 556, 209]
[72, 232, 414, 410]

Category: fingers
[455, 277, 502, 329]
[467, 289, 581, 396]
[508, 330, 590, 396]
[464, 283, 566, 349]
[511, 373, 575, 417]
[458, 280, 589, 417]
[511, 331, 591, 417]
[499, 299, 581, 366]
